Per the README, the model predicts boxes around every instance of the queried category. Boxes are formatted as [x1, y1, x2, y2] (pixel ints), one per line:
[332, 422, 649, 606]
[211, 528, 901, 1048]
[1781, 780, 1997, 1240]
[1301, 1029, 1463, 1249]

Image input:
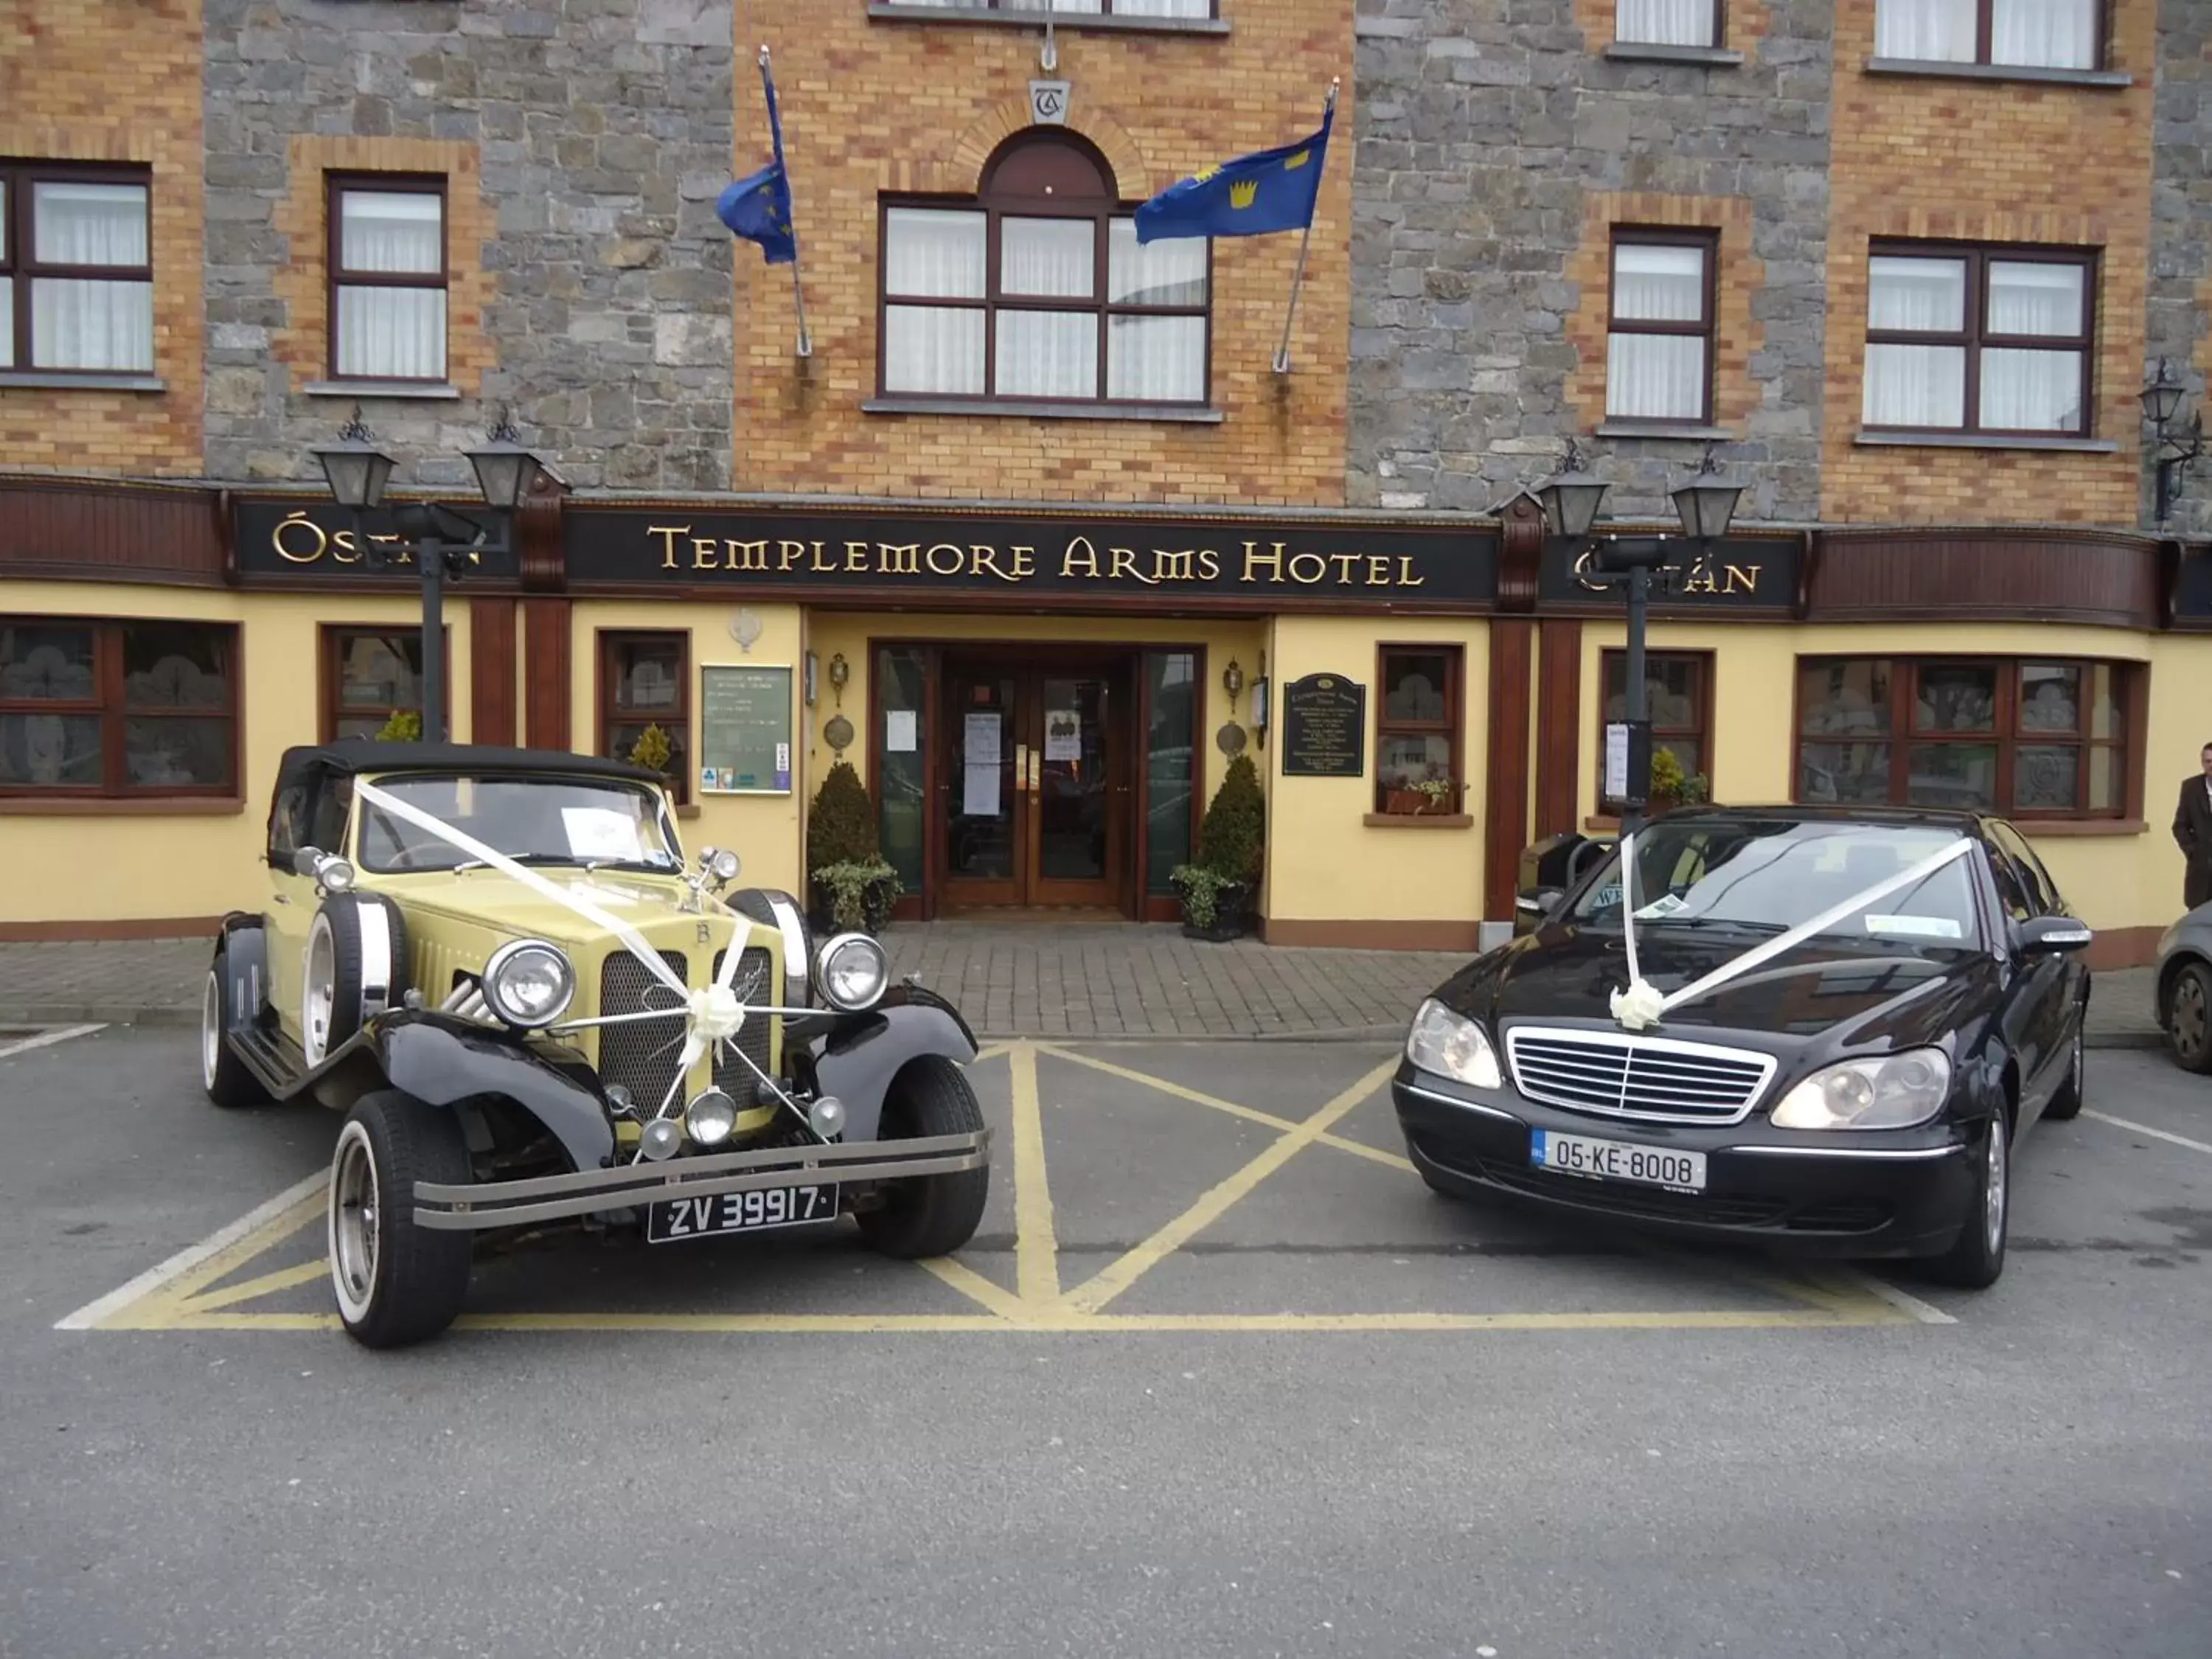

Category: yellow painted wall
[1568, 621, 2212, 942]
[0, 581, 472, 926]
[1262, 615, 1489, 925]
[566, 601, 806, 896]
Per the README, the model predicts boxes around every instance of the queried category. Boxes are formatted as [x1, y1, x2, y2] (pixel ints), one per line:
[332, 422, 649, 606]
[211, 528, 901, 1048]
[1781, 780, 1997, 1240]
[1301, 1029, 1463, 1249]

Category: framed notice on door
[698, 664, 793, 794]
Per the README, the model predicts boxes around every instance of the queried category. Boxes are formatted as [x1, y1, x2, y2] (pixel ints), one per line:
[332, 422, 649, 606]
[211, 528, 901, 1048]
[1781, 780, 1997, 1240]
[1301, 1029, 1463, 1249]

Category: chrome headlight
[683, 1088, 738, 1147]
[1770, 1048, 1950, 1130]
[1405, 998, 1503, 1090]
[815, 932, 888, 1012]
[481, 938, 576, 1029]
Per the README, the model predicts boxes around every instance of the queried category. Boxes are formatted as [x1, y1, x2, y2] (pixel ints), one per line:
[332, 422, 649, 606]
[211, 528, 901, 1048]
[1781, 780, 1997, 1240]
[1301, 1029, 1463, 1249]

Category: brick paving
[0, 926, 2166, 1048]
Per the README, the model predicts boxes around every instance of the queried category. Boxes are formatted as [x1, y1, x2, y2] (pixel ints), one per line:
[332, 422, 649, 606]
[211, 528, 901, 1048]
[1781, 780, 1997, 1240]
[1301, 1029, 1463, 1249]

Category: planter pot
[809, 875, 898, 937]
[1384, 790, 1452, 816]
[1179, 880, 1253, 942]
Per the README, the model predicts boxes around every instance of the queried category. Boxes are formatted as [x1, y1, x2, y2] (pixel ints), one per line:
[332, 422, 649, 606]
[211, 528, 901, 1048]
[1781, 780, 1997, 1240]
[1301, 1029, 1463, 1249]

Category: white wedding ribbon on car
[352, 779, 757, 1119]
[1607, 830, 1977, 1034]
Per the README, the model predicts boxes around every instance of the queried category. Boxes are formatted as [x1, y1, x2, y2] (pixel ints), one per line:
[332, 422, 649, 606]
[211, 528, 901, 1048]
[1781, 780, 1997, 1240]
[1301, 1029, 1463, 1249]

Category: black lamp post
[310, 407, 545, 743]
[2140, 358, 2204, 526]
[1537, 440, 1744, 834]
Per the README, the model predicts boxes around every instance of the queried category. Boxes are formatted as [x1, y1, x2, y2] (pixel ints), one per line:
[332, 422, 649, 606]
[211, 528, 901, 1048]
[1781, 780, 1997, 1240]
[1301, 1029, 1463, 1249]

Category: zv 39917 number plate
[647, 1183, 841, 1243]
[1531, 1130, 1706, 1192]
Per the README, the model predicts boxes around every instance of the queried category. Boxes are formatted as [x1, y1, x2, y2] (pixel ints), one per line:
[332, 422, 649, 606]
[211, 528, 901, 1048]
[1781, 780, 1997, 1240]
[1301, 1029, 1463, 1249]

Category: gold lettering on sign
[1331, 554, 1361, 585]
[1152, 549, 1194, 582]
[1288, 552, 1327, 585]
[1196, 549, 1222, 581]
[810, 540, 839, 573]
[650, 525, 689, 569]
[776, 540, 806, 572]
[926, 543, 965, 577]
[1366, 554, 1394, 586]
[1010, 545, 1037, 580]
[1725, 563, 1759, 594]
[726, 539, 771, 572]
[1062, 536, 1100, 580]
[1241, 540, 1283, 583]
[1397, 555, 1424, 587]
[846, 540, 871, 571]
[880, 543, 922, 576]
[274, 510, 326, 563]
[971, 545, 1018, 583]
[1572, 546, 1604, 593]
[1109, 546, 1155, 585]
[693, 537, 720, 571]
[1682, 556, 1718, 595]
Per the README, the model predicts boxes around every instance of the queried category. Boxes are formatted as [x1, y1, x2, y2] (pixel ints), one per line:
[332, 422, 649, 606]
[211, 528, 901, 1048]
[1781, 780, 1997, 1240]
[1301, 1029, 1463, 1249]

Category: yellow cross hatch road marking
[62, 1042, 1926, 1337]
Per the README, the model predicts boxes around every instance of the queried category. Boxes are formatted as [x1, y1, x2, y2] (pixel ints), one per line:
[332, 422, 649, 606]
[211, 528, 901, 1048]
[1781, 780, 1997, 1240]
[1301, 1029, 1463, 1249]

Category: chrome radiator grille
[1504, 1027, 1776, 1125]
[710, 947, 776, 1099]
[597, 950, 692, 1115]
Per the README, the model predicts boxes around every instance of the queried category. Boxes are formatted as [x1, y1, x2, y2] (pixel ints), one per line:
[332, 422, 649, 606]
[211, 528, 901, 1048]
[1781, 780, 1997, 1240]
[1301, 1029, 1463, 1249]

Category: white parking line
[53, 1170, 329, 1332]
[0, 1023, 106, 1062]
[1836, 1269, 1958, 1326]
[2084, 1110, 2212, 1158]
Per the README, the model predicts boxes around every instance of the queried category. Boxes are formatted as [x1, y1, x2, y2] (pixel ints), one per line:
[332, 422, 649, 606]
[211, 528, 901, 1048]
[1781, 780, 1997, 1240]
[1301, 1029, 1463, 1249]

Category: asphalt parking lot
[3, 1024, 2208, 1658]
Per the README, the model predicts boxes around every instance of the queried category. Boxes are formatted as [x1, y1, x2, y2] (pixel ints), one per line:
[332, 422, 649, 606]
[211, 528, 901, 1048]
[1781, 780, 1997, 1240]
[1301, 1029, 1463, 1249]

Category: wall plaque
[1281, 674, 1366, 778]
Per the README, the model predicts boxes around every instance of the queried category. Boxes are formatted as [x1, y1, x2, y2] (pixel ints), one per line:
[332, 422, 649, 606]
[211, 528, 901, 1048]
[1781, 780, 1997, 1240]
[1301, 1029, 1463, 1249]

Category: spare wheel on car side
[302, 892, 410, 1068]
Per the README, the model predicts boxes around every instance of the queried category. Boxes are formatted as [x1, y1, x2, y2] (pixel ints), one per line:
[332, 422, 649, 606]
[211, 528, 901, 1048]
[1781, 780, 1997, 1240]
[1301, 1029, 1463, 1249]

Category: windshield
[1565, 818, 1983, 946]
[355, 774, 684, 875]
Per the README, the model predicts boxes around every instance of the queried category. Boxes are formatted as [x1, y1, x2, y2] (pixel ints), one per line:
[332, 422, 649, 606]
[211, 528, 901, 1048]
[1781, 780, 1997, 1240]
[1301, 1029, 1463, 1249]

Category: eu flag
[717, 52, 796, 265]
[1134, 100, 1334, 245]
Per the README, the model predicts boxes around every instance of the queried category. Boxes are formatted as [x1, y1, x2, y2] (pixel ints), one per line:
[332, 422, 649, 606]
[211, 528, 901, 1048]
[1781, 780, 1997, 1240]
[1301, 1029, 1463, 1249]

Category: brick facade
[1818, 1, 2159, 526]
[729, 7, 1354, 507]
[0, 0, 205, 476]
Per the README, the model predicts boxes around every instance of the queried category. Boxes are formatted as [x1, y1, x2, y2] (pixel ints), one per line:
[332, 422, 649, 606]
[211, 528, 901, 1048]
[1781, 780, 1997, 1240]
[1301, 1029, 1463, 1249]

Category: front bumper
[1391, 1061, 1977, 1258]
[411, 1129, 991, 1232]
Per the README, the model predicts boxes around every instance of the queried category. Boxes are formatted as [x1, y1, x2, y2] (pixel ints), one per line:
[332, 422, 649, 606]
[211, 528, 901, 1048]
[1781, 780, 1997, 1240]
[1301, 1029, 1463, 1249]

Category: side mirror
[1512, 888, 1563, 938]
[2018, 916, 2093, 956]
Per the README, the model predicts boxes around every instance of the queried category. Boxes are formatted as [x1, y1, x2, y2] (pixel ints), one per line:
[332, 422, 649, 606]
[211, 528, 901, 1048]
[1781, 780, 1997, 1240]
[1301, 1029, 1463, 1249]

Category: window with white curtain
[1874, 0, 2101, 69]
[1862, 244, 2093, 436]
[1615, 0, 1719, 47]
[1605, 232, 1714, 424]
[897, 0, 1217, 14]
[330, 181, 448, 382]
[0, 167, 154, 375]
[879, 132, 1209, 406]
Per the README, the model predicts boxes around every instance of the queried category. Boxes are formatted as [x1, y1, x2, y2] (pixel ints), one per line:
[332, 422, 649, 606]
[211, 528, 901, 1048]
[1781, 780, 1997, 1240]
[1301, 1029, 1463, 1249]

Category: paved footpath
[0, 922, 2167, 1046]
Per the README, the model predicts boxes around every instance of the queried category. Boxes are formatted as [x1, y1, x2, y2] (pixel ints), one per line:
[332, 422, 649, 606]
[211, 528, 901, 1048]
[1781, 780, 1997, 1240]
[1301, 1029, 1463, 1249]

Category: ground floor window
[322, 627, 432, 742]
[1795, 655, 2134, 818]
[599, 631, 689, 803]
[1374, 644, 1464, 813]
[1599, 650, 1711, 807]
[0, 616, 237, 796]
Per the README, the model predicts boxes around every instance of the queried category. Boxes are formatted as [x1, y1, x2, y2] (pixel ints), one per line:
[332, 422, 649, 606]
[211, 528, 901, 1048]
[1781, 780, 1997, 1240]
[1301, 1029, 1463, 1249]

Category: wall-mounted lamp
[2142, 357, 2205, 526]
[1222, 658, 1244, 698]
[1250, 675, 1270, 736]
[827, 651, 849, 709]
[804, 650, 818, 708]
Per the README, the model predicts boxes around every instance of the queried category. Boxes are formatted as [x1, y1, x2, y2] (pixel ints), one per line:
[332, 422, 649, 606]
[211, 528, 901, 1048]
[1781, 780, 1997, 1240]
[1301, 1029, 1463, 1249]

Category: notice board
[698, 665, 793, 795]
[1281, 674, 1366, 777]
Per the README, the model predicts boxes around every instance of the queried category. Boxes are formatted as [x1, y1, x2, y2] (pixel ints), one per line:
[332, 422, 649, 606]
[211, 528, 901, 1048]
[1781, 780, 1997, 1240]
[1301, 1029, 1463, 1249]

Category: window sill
[1595, 421, 1736, 442]
[0, 796, 245, 816]
[863, 397, 1226, 425]
[1863, 56, 2132, 89]
[0, 372, 166, 394]
[867, 2, 1229, 33]
[2015, 818, 2146, 838]
[1854, 431, 2119, 454]
[1363, 812, 1474, 830]
[675, 803, 700, 820]
[305, 380, 463, 401]
[1602, 43, 1743, 66]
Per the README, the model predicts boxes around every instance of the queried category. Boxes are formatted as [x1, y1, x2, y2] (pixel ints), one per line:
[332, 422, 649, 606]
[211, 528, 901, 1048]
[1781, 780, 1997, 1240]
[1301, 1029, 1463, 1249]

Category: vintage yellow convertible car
[201, 742, 990, 1348]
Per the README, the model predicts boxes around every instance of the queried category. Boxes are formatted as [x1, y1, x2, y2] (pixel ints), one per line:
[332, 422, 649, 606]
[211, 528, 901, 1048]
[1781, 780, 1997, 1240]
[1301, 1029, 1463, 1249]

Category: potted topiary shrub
[1170, 753, 1265, 942]
[1646, 747, 1711, 813]
[805, 760, 901, 935]
[372, 710, 423, 742]
[626, 722, 675, 792]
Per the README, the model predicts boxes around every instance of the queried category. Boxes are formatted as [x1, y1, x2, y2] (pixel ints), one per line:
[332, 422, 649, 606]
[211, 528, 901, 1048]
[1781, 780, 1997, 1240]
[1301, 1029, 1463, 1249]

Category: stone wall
[1346, 0, 1834, 525]
[2147, 0, 2212, 539]
[201, 0, 734, 494]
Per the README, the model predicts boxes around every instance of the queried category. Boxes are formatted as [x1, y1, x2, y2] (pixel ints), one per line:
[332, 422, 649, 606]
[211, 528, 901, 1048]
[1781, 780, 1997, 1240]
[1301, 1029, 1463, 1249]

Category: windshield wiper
[581, 858, 678, 874]
[1639, 915, 1787, 933]
[446, 852, 591, 874]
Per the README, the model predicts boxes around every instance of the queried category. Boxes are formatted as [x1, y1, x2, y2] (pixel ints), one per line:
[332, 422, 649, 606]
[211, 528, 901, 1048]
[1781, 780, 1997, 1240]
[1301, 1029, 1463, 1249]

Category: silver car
[2154, 904, 2212, 1073]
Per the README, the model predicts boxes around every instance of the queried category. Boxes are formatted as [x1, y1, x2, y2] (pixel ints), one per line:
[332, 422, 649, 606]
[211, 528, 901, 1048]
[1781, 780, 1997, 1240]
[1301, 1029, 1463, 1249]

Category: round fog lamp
[319, 858, 356, 894]
[604, 1083, 636, 1119]
[684, 1088, 739, 1147]
[815, 933, 888, 1012]
[808, 1095, 847, 1139]
[639, 1118, 684, 1161]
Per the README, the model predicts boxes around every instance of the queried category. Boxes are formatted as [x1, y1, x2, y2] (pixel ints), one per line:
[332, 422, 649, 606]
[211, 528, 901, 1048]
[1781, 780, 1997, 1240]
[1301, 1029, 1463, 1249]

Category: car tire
[853, 1057, 990, 1260]
[2042, 1020, 2086, 1121]
[327, 1089, 473, 1349]
[302, 893, 410, 1068]
[200, 953, 271, 1110]
[2164, 960, 2212, 1076]
[1921, 1109, 2009, 1290]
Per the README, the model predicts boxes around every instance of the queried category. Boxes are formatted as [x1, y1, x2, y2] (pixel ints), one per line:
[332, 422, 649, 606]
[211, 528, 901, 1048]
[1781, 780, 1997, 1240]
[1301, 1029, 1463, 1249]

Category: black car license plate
[647, 1183, 841, 1244]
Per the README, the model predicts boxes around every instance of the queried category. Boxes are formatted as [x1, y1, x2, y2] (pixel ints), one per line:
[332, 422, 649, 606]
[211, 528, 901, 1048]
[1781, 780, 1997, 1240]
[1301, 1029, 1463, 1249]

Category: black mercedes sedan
[1393, 807, 2094, 1288]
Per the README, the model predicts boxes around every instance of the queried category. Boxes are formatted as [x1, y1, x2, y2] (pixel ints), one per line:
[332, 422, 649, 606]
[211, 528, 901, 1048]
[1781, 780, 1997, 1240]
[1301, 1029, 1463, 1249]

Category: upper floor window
[330, 178, 448, 382]
[1606, 229, 1714, 425]
[1863, 244, 2093, 436]
[0, 619, 237, 797]
[1874, 0, 2100, 72]
[889, 1, 1217, 13]
[878, 131, 1210, 407]
[1616, 0, 1719, 47]
[0, 165, 153, 375]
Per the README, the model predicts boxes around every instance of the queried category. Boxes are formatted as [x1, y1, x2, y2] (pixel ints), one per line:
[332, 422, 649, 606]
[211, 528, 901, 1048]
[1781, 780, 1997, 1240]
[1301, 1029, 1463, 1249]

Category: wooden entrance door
[939, 653, 1130, 911]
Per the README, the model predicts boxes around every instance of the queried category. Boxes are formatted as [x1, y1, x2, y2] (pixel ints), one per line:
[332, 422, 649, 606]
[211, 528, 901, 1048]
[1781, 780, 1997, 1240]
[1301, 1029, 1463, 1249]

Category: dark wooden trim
[523, 599, 571, 751]
[0, 915, 224, 942]
[1495, 493, 1547, 613]
[0, 476, 226, 588]
[1807, 527, 2160, 630]
[0, 796, 243, 816]
[517, 470, 568, 593]
[468, 596, 516, 747]
[1260, 917, 1483, 953]
[1483, 618, 1534, 924]
[1361, 813, 1474, 829]
[1534, 619, 1582, 835]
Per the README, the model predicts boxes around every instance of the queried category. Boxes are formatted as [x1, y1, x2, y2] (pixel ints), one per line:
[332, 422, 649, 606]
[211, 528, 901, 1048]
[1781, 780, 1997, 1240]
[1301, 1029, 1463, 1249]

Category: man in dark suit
[2174, 742, 2212, 911]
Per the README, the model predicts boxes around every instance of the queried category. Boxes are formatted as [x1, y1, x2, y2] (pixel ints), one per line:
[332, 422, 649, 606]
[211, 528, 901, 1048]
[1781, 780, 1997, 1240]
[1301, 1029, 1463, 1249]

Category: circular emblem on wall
[1215, 721, 1248, 758]
[824, 714, 855, 755]
[728, 608, 763, 651]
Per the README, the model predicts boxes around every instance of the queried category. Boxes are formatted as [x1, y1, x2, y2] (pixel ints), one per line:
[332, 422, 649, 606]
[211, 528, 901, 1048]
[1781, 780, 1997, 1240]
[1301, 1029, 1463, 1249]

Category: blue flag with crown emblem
[717, 52, 797, 265]
[1134, 100, 1333, 245]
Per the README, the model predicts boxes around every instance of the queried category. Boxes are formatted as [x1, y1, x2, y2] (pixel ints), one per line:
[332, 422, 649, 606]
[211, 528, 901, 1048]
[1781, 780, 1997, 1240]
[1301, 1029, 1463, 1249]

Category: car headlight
[481, 938, 577, 1029]
[815, 932, 888, 1012]
[683, 1088, 738, 1147]
[1770, 1048, 1950, 1130]
[1405, 998, 1503, 1090]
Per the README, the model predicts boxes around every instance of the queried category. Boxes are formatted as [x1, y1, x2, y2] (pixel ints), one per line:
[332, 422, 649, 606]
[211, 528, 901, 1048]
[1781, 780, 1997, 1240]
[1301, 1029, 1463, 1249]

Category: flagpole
[761, 44, 812, 358]
[1273, 78, 1338, 377]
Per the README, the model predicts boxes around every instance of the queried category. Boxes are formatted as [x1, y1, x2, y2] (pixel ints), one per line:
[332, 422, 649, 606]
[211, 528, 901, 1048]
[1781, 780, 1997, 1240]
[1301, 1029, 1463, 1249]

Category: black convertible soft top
[274, 741, 666, 795]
